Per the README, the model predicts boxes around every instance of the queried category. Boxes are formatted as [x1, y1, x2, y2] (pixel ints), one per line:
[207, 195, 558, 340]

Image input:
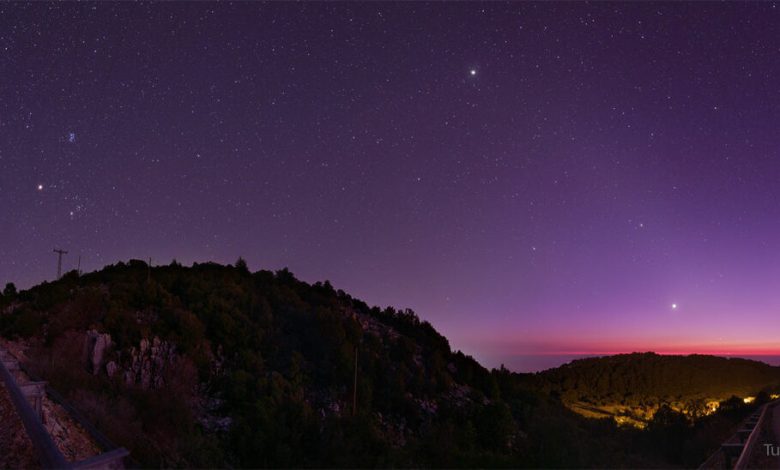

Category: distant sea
[721, 355, 780, 367]
[504, 354, 780, 373]
[502, 355, 604, 373]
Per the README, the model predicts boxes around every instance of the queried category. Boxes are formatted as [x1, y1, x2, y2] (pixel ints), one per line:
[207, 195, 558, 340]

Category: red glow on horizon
[530, 350, 780, 356]
[479, 334, 780, 358]
[521, 345, 780, 357]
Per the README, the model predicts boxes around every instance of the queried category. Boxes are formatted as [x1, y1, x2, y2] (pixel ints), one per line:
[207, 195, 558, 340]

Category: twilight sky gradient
[3, 3, 780, 371]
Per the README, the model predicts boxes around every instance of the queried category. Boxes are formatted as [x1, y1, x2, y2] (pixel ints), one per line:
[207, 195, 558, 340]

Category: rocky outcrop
[348, 308, 401, 341]
[122, 337, 177, 390]
[83, 330, 111, 375]
[82, 331, 177, 389]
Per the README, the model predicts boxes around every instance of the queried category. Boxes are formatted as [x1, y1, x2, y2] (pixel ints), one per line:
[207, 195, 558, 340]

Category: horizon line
[508, 350, 780, 357]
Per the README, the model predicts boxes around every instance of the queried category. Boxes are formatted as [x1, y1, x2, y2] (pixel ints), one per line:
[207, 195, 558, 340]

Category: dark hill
[533, 352, 780, 402]
[0, 260, 770, 468]
[522, 352, 780, 426]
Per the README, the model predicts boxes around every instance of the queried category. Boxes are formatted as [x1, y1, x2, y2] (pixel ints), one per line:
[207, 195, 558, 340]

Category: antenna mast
[53, 248, 68, 279]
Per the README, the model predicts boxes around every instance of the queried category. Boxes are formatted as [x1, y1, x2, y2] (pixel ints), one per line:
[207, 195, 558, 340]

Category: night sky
[3, 3, 780, 371]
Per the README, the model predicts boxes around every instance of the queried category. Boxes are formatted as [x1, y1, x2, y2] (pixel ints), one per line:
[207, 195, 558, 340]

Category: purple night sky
[3, 3, 780, 371]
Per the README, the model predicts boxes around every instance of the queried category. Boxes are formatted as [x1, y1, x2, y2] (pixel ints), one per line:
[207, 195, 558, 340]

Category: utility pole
[53, 248, 68, 279]
[353, 345, 358, 416]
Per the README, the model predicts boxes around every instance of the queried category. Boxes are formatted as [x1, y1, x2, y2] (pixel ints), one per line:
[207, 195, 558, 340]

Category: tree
[235, 257, 249, 273]
[648, 404, 690, 463]
[3, 282, 17, 297]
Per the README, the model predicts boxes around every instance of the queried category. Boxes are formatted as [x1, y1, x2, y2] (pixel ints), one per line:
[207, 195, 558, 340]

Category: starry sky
[3, 3, 780, 372]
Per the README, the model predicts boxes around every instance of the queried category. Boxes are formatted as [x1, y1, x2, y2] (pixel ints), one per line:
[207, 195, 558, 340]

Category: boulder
[83, 330, 111, 375]
[106, 361, 118, 378]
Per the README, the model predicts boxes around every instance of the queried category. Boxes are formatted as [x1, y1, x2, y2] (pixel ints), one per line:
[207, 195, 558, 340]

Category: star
[37, 184, 43, 191]
[469, 69, 477, 76]
[671, 303, 678, 310]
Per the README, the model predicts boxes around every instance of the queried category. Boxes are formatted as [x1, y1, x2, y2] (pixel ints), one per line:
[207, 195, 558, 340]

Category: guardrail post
[21, 381, 48, 422]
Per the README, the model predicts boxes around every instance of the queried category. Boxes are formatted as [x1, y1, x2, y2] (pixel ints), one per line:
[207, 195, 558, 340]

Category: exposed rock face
[122, 336, 177, 390]
[105, 361, 118, 378]
[198, 411, 233, 433]
[347, 308, 401, 341]
[83, 330, 112, 375]
[83, 332, 180, 390]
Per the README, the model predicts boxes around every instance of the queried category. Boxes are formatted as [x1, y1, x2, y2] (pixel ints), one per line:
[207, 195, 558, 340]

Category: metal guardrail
[21, 363, 123, 453]
[734, 400, 775, 469]
[697, 402, 772, 469]
[0, 348, 130, 469]
[0, 353, 69, 469]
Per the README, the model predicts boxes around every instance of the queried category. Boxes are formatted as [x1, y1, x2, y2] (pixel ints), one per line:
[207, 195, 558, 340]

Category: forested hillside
[532, 353, 780, 404]
[0, 260, 766, 467]
[523, 353, 780, 426]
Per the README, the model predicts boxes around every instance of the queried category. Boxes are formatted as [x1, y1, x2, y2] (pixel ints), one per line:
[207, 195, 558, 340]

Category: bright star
[37, 184, 43, 191]
[672, 303, 678, 310]
[470, 69, 477, 76]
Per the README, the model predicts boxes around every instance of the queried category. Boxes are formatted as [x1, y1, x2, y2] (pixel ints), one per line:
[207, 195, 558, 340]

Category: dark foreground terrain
[0, 260, 775, 467]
